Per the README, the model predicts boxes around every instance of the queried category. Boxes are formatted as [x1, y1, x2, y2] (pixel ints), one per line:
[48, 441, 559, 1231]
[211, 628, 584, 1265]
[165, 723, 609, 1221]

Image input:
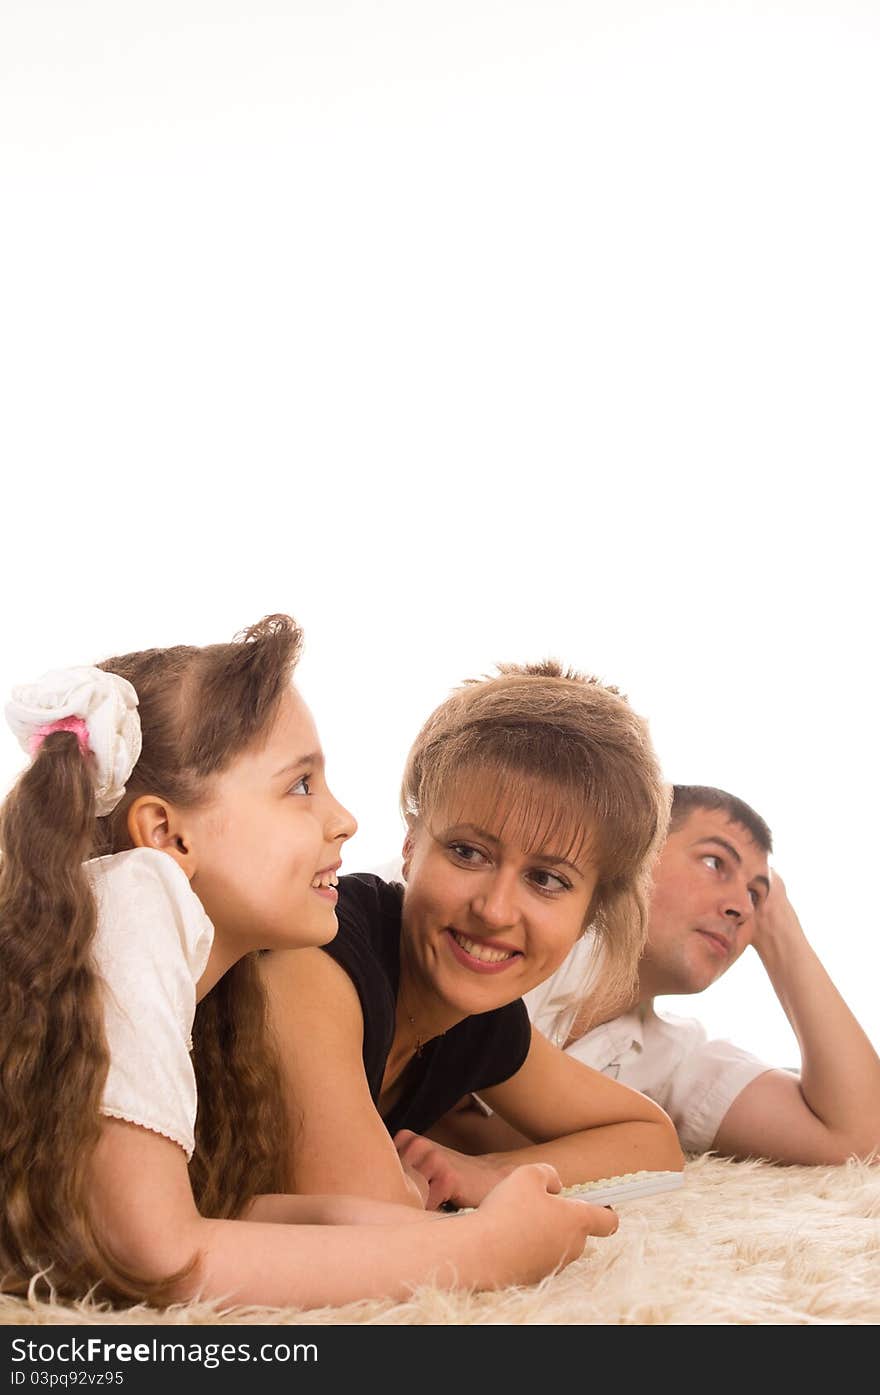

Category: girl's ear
[127, 795, 198, 879]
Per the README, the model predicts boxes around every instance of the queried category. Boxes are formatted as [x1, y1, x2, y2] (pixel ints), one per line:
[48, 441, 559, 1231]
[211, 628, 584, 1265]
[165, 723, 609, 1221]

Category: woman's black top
[320, 873, 532, 1136]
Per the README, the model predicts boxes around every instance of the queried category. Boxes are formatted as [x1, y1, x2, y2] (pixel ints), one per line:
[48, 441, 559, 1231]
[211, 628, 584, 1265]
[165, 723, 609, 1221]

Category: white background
[2, 1, 877, 1067]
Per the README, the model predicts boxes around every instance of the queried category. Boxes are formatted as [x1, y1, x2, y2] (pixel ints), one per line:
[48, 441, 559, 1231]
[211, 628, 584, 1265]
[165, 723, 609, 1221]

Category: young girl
[261, 660, 684, 1211]
[0, 617, 616, 1308]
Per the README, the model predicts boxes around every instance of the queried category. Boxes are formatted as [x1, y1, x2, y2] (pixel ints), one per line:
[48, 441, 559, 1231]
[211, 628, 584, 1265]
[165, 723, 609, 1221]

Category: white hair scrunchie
[5, 666, 143, 817]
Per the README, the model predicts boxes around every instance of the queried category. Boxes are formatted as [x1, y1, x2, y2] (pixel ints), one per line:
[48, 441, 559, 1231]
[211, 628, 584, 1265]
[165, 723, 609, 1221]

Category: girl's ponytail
[1, 673, 173, 1300]
[0, 732, 112, 1294]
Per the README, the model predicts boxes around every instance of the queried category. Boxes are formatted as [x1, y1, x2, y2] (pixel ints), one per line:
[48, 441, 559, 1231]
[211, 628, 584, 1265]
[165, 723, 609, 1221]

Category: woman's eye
[449, 842, 486, 864]
[289, 775, 312, 796]
[529, 869, 570, 893]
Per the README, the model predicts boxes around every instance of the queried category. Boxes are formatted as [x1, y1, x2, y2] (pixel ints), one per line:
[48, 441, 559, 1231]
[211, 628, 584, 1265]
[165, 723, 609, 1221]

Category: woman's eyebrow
[449, 822, 500, 843]
[449, 823, 584, 874]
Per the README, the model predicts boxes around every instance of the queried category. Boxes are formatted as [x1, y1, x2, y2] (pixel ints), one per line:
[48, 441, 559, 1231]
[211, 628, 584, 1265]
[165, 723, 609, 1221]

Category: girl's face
[401, 788, 599, 1019]
[185, 686, 356, 954]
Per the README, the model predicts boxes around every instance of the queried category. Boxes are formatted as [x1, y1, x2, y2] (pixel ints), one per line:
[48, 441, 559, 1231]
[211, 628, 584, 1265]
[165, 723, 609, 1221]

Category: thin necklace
[398, 976, 428, 1059]
[402, 998, 447, 1059]
[401, 989, 426, 1057]
[407, 1012, 425, 1058]
[398, 933, 426, 1057]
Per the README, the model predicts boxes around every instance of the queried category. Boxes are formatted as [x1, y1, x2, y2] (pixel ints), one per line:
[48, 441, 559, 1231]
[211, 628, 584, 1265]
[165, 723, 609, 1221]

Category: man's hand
[713, 865, 880, 1165]
[394, 1129, 515, 1210]
[750, 871, 805, 958]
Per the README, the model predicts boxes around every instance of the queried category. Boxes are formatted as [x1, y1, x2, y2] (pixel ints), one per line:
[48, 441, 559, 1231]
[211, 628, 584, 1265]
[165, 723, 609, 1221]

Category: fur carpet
[3, 1155, 880, 1327]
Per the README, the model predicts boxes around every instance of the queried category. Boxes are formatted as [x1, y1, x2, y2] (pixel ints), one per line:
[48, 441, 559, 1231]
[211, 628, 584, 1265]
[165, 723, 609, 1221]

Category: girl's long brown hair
[0, 615, 300, 1302]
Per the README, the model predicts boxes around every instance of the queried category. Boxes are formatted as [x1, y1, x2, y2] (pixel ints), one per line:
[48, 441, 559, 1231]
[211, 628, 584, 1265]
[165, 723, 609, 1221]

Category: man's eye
[749, 888, 762, 907]
[702, 854, 723, 871]
[289, 776, 312, 796]
[529, 869, 570, 893]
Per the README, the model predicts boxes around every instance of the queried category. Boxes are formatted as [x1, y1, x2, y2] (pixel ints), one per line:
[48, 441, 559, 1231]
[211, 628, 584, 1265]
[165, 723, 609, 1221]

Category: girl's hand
[474, 1163, 618, 1286]
[394, 1128, 513, 1209]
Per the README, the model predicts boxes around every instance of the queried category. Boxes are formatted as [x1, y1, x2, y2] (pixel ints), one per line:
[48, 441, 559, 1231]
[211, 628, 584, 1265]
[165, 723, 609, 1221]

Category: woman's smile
[399, 811, 599, 1018]
[444, 927, 524, 974]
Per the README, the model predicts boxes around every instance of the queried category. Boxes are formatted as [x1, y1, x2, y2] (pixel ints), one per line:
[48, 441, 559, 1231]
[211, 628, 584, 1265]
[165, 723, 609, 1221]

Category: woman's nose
[471, 872, 520, 929]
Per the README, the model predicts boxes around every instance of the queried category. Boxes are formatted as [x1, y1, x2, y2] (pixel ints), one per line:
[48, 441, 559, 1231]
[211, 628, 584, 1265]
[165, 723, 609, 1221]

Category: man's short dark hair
[670, 785, 773, 854]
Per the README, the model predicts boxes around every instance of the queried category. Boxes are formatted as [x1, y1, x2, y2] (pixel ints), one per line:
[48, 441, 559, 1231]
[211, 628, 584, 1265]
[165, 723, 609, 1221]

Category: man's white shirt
[524, 936, 772, 1153]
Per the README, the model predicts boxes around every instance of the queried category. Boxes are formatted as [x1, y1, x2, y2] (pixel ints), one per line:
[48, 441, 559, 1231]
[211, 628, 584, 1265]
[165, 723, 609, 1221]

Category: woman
[261, 659, 684, 1210]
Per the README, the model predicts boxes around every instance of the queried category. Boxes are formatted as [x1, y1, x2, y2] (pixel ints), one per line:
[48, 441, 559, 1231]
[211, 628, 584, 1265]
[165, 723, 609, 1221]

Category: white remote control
[567, 1169, 684, 1206]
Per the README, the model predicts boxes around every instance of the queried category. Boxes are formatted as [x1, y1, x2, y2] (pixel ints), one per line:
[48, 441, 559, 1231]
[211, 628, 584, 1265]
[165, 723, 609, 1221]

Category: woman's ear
[581, 888, 601, 936]
[127, 795, 198, 879]
[401, 829, 415, 882]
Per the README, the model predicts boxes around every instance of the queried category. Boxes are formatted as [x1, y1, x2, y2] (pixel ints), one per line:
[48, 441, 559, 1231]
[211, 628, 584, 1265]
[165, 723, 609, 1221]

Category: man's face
[640, 807, 771, 996]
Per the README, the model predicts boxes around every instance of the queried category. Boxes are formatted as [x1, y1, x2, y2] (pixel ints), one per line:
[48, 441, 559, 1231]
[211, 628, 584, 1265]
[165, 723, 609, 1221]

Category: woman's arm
[90, 1119, 618, 1306]
[259, 946, 427, 1207]
[396, 1028, 683, 1209]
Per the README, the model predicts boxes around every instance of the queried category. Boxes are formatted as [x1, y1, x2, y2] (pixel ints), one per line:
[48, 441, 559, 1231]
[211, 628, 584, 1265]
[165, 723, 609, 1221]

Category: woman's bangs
[433, 763, 595, 871]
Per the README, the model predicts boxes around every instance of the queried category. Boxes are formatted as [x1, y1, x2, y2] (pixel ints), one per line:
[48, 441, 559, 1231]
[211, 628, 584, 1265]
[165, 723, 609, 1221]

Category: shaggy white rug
[3, 1155, 879, 1327]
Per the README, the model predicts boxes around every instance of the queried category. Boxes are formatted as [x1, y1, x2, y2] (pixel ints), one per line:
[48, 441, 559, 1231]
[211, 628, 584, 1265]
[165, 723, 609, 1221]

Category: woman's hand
[473, 1163, 618, 1287]
[394, 1128, 515, 1209]
[400, 1156, 431, 1207]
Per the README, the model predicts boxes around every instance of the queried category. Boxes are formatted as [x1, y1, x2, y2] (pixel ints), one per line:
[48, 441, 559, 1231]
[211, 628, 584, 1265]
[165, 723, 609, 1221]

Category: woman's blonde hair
[0, 615, 299, 1304]
[401, 660, 670, 1024]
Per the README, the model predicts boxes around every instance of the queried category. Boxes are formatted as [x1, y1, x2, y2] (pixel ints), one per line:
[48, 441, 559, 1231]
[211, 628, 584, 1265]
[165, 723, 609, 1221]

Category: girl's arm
[90, 1119, 618, 1306]
[396, 1028, 683, 1209]
[259, 946, 427, 1207]
[243, 1193, 433, 1224]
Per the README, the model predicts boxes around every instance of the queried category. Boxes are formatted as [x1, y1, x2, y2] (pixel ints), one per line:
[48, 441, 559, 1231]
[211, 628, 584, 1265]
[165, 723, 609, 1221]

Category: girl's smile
[310, 861, 342, 902]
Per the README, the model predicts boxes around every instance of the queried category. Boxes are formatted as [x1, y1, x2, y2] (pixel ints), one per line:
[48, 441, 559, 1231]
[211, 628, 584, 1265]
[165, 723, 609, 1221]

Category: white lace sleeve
[86, 848, 214, 1160]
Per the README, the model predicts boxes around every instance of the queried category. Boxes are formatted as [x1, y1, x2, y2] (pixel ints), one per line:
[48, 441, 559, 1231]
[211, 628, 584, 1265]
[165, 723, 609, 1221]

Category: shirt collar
[590, 1005, 646, 1062]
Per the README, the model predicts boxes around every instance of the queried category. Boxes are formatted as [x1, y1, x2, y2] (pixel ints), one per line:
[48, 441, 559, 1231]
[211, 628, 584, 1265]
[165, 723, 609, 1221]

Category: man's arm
[712, 872, 880, 1164]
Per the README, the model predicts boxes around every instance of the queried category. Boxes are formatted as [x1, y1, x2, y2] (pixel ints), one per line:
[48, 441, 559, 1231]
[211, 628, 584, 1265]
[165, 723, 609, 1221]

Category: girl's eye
[289, 775, 312, 796]
[529, 868, 571, 894]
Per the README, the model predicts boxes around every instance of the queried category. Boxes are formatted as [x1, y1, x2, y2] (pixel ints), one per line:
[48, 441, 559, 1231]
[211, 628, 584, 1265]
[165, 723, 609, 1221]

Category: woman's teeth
[311, 872, 339, 889]
[451, 930, 515, 963]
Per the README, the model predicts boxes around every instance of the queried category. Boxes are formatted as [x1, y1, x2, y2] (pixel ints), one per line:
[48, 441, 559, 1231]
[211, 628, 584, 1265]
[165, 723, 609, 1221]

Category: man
[420, 786, 880, 1164]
